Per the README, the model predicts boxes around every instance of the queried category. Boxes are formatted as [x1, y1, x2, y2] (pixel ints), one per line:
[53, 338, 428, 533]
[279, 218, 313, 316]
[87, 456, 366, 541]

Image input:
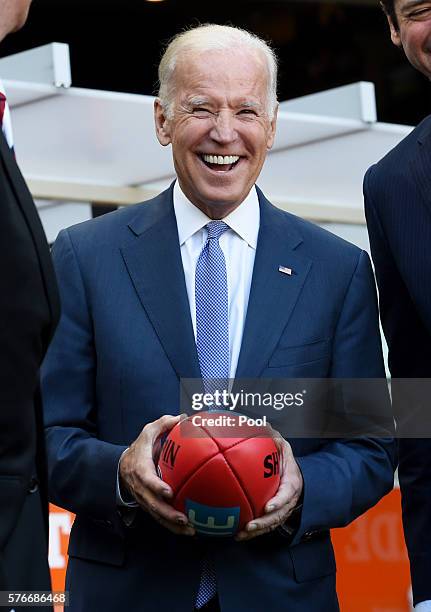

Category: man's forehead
[174, 52, 269, 96]
[175, 47, 267, 75]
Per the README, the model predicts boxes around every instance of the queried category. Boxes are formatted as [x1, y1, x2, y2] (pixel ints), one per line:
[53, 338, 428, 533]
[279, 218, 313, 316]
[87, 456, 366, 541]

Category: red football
[157, 412, 281, 536]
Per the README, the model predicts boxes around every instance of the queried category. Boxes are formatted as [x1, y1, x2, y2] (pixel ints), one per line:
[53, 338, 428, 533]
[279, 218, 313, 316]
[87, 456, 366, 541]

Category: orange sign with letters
[332, 489, 412, 611]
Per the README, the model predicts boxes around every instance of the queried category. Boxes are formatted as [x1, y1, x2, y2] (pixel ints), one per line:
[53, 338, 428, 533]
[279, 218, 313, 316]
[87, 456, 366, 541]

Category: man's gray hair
[158, 24, 278, 120]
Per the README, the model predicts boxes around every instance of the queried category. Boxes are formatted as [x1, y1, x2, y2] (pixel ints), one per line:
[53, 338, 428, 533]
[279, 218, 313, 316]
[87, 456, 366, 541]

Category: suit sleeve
[41, 229, 127, 520]
[364, 165, 431, 376]
[291, 248, 396, 545]
[364, 164, 431, 606]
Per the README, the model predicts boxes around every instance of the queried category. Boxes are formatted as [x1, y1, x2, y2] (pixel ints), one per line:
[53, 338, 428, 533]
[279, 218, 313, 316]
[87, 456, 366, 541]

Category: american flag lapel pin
[279, 265, 293, 276]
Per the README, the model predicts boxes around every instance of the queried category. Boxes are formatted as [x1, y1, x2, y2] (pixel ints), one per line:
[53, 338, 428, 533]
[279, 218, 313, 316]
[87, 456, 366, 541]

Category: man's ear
[266, 103, 278, 151]
[154, 99, 172, 146]
[381, 3, 402, 47]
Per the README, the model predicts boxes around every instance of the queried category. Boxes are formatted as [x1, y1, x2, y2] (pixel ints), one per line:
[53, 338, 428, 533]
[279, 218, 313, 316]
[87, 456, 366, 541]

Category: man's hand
[119, 414, 195, 536]
[235, 434, 303, 541]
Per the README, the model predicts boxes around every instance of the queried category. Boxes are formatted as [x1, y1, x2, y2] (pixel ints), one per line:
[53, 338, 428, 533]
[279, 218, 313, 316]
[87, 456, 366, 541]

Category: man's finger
[246, 508, 288, 532]
[136, 465, 173, 499]
[236, 501, 297, 541]
[264, 480, 293, 512]
[147, 508, 195, 537]
[235, 524, 276, 542]
[144, 414, 182, 443]
[129, 415, 184, 494]
[134, 488, 189, 525]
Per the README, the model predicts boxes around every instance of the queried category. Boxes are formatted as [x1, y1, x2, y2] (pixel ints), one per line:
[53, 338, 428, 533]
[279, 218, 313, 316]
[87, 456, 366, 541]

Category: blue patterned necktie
[194, 220, 230, 609]
[195, 220, 230, 392]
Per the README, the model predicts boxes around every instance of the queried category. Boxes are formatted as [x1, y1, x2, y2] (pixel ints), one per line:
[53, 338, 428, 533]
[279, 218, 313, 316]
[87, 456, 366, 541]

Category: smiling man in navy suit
[41, 24, 395, 612]
[365, 2, 431, 609]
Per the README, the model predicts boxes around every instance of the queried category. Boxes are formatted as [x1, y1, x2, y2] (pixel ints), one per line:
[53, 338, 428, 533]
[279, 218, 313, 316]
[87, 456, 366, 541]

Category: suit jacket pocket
[289, 533, 336, 582]
[68, 515, 125, 567]
[268, 339, 330, 368]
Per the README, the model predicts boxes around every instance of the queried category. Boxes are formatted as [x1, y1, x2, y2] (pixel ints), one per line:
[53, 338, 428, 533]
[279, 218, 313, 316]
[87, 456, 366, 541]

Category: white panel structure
[0, 42, 413, 229]
[0, 43, 71, 88]
[11, 87, 168, 186]
[10, 86, 408, 213]
[35, 201, 92, 244]
[280, 81, 377, 123]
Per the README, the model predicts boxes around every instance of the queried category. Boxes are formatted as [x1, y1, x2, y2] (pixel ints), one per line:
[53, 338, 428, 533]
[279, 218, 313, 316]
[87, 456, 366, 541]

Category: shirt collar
[173, 180, 259, 249]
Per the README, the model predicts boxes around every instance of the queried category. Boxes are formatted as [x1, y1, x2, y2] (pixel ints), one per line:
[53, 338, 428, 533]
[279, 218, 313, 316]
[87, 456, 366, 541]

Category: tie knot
[206, 220, 229, 241]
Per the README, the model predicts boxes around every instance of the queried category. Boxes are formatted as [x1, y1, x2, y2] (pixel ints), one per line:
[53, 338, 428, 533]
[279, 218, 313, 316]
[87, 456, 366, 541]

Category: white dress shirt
[174, 180, 259, 378]
[118, 181, 260, 506]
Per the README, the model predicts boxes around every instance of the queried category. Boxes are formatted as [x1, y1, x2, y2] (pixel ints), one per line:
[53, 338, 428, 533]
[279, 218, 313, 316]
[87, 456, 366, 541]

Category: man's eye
[409, 7, 431, 18]
[193, 107, 212, 115]
[239, 109, 257, 116]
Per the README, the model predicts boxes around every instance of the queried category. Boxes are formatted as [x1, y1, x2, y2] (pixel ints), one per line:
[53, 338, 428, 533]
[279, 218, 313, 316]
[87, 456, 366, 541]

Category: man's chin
[413, 56, 431, 80]
[191, 192, 246, 218]
[12, 7, 31, 33]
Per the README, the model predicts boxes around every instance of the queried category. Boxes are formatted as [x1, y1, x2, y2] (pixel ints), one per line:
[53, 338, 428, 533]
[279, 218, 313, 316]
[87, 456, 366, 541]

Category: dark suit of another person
[364, 114, 431, 606]
[0, 130, 60, 594]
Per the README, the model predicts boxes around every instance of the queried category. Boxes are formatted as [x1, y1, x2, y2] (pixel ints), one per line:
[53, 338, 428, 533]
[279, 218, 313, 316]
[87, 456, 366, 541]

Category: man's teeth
[202, 154, 240, 165]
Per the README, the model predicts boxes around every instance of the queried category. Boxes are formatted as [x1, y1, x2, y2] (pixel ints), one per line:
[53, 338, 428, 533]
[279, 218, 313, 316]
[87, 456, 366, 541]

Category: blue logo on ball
[185, 499, 240, 536]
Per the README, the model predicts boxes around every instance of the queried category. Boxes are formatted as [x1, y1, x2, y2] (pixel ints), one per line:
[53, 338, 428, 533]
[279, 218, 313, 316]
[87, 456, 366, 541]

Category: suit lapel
[121, 186, 312, 383]
[0, 133, 60, 338]
[235, 189, 312, 379]
[120, 188, 201, 382]
[411, 120, 431, 218]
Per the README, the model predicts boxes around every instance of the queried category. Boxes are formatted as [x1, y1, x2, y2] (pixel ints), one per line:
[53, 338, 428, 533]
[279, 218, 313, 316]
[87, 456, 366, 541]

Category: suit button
[28, 476, 39, 493]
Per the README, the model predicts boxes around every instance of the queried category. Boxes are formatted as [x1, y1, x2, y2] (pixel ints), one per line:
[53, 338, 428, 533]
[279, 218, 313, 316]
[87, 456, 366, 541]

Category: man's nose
[209, 112, 237, 144]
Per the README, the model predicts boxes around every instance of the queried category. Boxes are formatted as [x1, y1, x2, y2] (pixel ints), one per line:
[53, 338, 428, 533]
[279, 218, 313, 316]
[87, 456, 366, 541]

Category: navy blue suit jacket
[364, 115, 431, 606]
[41, 185, 395, 612]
